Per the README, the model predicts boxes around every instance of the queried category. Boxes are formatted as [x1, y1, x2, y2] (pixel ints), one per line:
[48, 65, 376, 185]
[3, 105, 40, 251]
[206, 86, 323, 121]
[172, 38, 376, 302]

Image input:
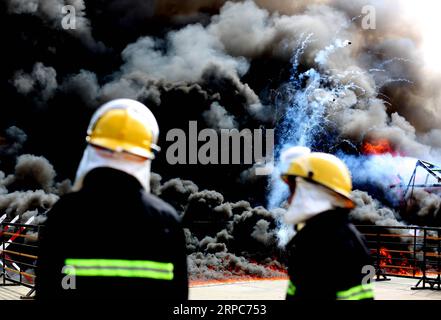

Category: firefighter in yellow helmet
[281, 152, 374, 300]
[36, 99, 188, 299]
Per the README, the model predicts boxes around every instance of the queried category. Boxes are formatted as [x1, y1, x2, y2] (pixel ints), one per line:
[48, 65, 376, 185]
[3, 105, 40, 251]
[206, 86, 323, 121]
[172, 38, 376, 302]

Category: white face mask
[73, 145, 152, 192]
[284, 178, 348, 225]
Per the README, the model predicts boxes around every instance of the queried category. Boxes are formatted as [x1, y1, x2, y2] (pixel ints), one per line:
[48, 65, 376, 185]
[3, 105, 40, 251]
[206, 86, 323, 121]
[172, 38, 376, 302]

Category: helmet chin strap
[284, 178, 348, 226]
[73, 145, 152, 192]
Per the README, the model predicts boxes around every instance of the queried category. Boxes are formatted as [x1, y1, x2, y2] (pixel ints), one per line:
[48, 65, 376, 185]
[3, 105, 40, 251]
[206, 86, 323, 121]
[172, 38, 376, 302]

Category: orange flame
[190, 257, 288, 287]
[362, 139, 395, 155]
[378, 247, 426, 277]
[379, 247, 392, 268]
[190, 276, 288, 287]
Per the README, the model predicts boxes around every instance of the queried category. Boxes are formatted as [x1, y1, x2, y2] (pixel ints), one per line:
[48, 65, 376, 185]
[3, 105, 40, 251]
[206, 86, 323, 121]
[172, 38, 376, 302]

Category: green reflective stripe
[337, 284, 374, 300]
[337, 283, 372, 298]
[63, 259, 174, 280]
[65, 259, 173, 272]
[64, 267, 174, 280]
[342, 290, 375, 301]
[287, 280, 296, 296]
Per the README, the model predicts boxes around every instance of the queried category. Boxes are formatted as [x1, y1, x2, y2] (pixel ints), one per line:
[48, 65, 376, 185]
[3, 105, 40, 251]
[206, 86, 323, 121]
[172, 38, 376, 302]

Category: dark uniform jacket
[36, 167, 188, 299]
[286, 209, 374, 300]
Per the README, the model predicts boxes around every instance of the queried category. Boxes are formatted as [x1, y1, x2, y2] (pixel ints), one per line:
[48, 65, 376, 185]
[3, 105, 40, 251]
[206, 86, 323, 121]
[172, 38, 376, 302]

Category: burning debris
[153, 173, 287, 280]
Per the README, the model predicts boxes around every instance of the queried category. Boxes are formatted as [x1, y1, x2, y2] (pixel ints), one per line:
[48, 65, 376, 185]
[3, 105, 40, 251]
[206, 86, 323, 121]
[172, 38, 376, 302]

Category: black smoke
[152, 174, 287, 280]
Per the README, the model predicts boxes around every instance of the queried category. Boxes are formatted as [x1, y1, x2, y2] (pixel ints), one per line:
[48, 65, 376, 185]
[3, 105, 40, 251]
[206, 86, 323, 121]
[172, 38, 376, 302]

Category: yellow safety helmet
[86, 99, 160, 160]
[281, 152, 353, 201]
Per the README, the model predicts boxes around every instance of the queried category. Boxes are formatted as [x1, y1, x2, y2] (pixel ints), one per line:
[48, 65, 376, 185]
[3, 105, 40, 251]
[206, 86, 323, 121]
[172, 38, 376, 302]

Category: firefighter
[36, 99, 188, 299]
[279, 146, 311, 199]
[281, 152, 374, 300]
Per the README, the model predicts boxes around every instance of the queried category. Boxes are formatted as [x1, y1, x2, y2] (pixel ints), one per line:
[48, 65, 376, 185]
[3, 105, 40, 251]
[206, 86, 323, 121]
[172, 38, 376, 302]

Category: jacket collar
[82, 167, 144, 193]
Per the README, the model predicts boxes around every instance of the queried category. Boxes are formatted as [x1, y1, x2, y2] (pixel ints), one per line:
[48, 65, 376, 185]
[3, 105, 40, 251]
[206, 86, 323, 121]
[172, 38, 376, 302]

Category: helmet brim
[281, 174, 355, 209]
[87, 137, 158, 160]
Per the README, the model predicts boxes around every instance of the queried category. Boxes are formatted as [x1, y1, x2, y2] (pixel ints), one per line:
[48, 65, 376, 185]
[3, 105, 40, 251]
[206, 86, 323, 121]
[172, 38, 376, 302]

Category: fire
[362, 139, 395, 156]
[379, 247, 392, 268]
[190, 276, 288, 287]
[378, 247, 424, 277]
[190, 257, 288, 287]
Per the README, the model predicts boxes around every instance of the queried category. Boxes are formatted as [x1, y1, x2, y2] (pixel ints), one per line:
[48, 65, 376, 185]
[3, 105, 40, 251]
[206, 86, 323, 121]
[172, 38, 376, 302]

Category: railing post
[19, 263, 22, 284]
[376, 230, 380, 280]
[437, 229, 441, 289]
[413, 228, 417, 278]
[423, 229, 427, 287]
[2, 223, 5, 286]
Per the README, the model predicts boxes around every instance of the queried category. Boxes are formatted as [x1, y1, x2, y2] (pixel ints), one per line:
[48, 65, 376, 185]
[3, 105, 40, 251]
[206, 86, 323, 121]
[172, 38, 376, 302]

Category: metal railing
[356, 225, 441, 290]
[0, 221, 42, 299]
[1, 220, 440, 298]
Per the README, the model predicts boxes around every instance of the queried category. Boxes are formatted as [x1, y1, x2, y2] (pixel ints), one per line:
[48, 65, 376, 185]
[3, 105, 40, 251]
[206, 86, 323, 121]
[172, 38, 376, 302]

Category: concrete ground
[0, 284, 31, 300]
[189, 277, 441, 300]
[190, 279, 288, 300]
[374, 277, 441, 300]
[1, 277, 441, 300]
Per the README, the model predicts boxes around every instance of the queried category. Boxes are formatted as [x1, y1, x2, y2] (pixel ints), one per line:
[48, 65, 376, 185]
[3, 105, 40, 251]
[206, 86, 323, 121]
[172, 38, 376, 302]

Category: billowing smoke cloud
[151, 173, 287, 280]
[203, 102, 237, 130]
[0, 190, 58, 221]
[350, 190, 405, 227]
[12, 0, 441, 160]
[6, 0, 105, 51]
[70, 0, 441, 211]
[60, 70, 101, 106]
[0, 126, 27, 159]
[404, 189, 441, 226]
[12, 63, 58, 105]
[0, 126, 72, 224]
[157, 178, 199, 213]
[89, 11, 273, 123]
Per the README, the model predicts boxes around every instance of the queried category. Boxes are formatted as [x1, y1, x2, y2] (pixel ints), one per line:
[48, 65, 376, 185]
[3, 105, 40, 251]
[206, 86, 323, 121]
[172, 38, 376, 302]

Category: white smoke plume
[203, 102, 238, 130]
[350, 190, 405, 228]
[12, 63, 58, 105]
